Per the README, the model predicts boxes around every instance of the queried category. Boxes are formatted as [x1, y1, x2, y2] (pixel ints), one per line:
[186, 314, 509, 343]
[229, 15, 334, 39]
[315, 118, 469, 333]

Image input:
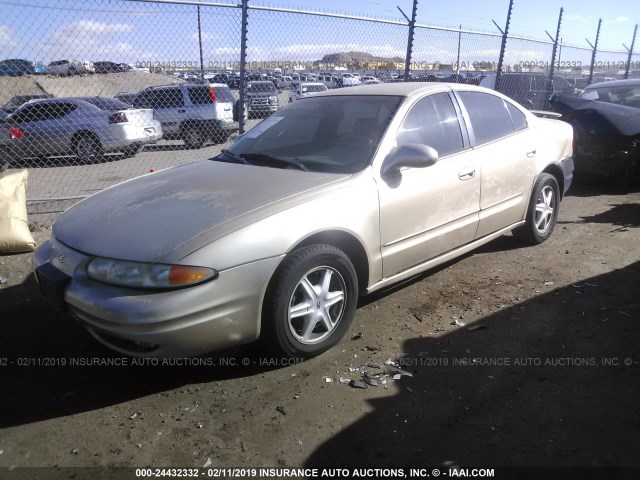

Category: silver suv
[133, 83, 239, 148]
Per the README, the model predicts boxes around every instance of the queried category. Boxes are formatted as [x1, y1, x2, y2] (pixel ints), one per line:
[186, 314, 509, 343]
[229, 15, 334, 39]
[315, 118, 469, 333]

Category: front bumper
[33, 237, 283, 357]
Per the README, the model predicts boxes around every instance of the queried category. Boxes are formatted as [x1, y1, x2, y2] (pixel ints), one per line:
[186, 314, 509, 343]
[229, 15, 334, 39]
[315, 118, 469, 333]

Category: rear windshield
[187, 86, 214, 105]
[79, 97, 131, 110]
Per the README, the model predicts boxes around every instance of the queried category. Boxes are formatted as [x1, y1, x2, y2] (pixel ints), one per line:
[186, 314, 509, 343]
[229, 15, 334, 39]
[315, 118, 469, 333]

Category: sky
[0, 0, 638, 71]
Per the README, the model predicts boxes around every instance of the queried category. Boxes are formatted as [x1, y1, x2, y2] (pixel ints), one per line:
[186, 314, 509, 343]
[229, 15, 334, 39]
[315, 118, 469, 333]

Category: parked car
[552, 78, 640, 184]
[132, 83, 239, 148]
[0, 59, 35, 76]
[276, 75, 293, 88]
[244, 81, 279, 117]
[317, 75, 337, 89]
[45, 60, 95, 76]
[1, 94, 55, 114]
[113, 92, 139, 105]
[0, 97, 161, 163]
[288, 82, 328, 102]
[480, 72, 579, 110]
[93, 61, 129, 74]
[362, 79, 382, 85]
[33, 83, 573, 359]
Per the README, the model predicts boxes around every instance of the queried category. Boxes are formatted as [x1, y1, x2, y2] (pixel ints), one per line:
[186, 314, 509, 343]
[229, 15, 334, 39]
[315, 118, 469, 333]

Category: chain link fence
[0, 0, 638, 222]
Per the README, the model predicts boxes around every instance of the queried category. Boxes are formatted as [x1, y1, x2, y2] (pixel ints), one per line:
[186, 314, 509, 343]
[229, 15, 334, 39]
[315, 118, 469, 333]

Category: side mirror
[381, 143, 439, 176]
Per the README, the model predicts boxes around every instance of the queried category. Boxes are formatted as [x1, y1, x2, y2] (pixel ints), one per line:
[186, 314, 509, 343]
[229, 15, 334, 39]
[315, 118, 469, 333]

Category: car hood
[552, 94, 640, 137]
[53, 161, 350, 263]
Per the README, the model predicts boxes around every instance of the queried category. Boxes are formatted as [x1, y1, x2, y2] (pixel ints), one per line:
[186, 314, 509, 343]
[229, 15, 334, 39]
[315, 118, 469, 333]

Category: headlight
[269, 96, 277, 105]
[87, 258, 217, 289]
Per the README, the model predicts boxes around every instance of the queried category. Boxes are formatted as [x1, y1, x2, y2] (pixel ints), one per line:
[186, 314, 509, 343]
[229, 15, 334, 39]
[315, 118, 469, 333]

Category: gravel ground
[0, 177, 639, 479]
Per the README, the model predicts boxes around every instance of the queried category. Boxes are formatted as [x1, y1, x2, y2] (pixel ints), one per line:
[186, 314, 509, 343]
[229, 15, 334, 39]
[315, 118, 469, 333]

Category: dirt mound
[0, 71, 185, 104]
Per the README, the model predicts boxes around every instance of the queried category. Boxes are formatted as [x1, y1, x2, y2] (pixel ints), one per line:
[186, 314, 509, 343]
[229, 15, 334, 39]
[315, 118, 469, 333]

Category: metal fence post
[197, 5, 205, 83]
[624, 24, 638, 79]
[587, 18, 602, 86]
[238, 0, 249, 134]
[494, 0, 514, 93]
[398, 0, 418, 82]
[544, 7, 563, 111]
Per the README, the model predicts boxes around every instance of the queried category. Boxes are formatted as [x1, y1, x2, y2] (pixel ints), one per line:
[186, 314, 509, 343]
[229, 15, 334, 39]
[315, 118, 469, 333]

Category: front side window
[396, 92, 464, 157]
[458, 91, 516, 145]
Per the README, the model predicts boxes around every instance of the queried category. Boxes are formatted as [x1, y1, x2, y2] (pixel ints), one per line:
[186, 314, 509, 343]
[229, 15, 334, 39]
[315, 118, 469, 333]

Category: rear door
[135, 88, 185, 136]
[455, 91, 535, 238]
[377, 91, 481, 276]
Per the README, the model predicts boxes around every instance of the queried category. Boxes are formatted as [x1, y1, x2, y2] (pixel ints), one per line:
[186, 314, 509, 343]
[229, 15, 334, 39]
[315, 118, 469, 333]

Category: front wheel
[513, 173, 560, 244]
[264, 244, 358, 358]
[74, 134, 103, 164]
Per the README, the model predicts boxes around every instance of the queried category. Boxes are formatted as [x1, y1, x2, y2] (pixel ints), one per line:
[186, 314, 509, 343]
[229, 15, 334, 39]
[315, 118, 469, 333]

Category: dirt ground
[0, 176, 639, 480]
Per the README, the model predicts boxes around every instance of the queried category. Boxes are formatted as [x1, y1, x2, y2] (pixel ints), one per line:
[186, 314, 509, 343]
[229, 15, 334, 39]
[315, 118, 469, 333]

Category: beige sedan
[33, 83, 574, 358]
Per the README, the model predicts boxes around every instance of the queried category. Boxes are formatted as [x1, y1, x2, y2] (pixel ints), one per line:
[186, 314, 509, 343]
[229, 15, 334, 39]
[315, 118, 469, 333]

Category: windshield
[301, 85, 327, 93]
[581, 85, 640, 109]
[247, 82, 276, 94]
[223, 95, 403, 174]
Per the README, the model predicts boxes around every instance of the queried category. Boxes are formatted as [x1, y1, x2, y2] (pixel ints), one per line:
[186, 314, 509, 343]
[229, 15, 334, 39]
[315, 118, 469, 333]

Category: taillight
[109, 112, 128, 124]
[208, 87, 217, 103]
[9, 127, 24, 139]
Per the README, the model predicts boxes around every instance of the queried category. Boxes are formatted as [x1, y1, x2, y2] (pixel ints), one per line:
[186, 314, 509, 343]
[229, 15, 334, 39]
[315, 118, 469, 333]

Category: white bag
[0, 169, 36, 253]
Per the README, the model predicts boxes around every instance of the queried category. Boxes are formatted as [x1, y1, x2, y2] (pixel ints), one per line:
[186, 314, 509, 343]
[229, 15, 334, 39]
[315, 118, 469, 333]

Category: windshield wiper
[214, 149, 249, 165]
[240, 153, 309, 171]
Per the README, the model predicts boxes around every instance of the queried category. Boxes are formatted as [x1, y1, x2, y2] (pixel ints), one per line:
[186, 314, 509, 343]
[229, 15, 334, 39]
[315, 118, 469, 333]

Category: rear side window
[156, 89, 185, 108]
[505, 101, 528, 131]
[396, 92, 464, 157]
[458, 91, 515, 145]
[212, 86, 236, 103]
[187, 86, 213, 105]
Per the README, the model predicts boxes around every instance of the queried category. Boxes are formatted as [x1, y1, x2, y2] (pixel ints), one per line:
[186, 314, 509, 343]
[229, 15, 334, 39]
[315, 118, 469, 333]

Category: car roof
[299, 82, 326, 86]
[585, 78, 640, 89]
[308, 82, 487, 99]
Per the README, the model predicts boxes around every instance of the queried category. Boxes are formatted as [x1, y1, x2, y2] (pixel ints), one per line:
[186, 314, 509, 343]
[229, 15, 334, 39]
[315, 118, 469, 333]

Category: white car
[288, 82, 329, 102]
[45, 60, 94, 76]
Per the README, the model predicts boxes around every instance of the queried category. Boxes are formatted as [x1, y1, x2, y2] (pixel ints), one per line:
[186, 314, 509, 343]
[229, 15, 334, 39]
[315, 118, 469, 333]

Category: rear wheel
[264, 244, 358, 358]
[513, 173, 560, 244]
[74, 134, 103, 164]
[181, 125, 205, 149]
[121, 144, 142, 158]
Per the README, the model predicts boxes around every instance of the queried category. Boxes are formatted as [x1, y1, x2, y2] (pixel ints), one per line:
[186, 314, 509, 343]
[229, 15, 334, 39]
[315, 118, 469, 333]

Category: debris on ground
[451, 318, 466, 327]
[203, 458, 213, 468]
[351, 332, 363, 340]
[276, 405, 286, 416]
[71, 448, 78, 454]
[467, 325, 486, 332]
[349, 379, 367, 389]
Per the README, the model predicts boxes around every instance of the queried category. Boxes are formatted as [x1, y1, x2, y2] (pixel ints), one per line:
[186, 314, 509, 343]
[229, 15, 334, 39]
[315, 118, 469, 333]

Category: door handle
[527, 150, 536, 157]
[458, 169, 476, 180]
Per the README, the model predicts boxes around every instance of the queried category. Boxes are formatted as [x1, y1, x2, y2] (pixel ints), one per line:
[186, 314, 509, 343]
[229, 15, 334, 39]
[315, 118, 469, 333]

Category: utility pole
[456, 24, 462, 79]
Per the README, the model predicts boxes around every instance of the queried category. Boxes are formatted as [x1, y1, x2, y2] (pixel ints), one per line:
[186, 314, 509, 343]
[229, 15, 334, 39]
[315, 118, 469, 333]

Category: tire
[74, 134, 103, 164]
[181, 125, 205, 149]
[513, 173, 560, 245]
[264, 244, 359, 358]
